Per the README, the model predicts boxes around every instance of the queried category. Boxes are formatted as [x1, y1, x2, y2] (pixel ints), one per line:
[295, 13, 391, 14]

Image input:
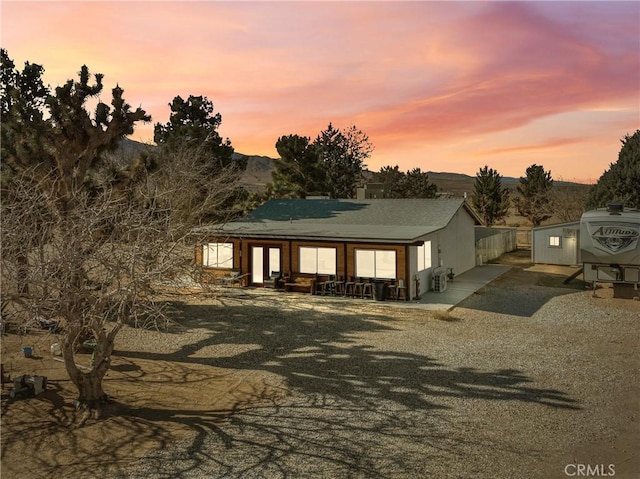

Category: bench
[283, 274, 316, 294]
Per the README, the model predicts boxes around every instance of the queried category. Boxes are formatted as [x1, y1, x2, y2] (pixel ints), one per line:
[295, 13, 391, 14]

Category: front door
[252, 247, 264, 284]
[251, 246, 281, 285]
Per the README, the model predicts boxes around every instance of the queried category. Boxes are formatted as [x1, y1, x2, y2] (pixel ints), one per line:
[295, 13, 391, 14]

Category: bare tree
[549, 185, 589, 223]
[1, 154, 238, 418]
[1, 51, 240, 418]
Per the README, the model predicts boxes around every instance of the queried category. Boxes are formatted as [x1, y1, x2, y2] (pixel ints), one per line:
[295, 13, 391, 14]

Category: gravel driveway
[101, 270, 639, 478]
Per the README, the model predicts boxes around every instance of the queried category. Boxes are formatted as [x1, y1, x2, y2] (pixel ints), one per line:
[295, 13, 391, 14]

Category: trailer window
[549, 236, 561, 247]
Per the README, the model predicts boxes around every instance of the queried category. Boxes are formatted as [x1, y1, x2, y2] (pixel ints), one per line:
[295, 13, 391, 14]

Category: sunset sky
[2, 1, 639, 183]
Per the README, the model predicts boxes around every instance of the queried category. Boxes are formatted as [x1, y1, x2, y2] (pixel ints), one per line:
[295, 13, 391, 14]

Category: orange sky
[2, 1, 639, 183]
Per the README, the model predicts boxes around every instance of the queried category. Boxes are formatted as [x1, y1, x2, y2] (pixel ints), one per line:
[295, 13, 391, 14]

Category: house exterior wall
[435, 208, 476, 276]
[410, 234, 437, 299]
[532, 223, 580, 266]
[195, 203, 478, 299]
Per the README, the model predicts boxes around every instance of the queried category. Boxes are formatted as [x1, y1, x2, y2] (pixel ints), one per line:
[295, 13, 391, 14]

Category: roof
[197, 198, 481, 244]
[532, 221, 580, 232]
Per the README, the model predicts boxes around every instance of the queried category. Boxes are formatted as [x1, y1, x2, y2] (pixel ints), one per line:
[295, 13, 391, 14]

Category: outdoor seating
[283, 273, 316, 294]
[263, 271, 281, 289]
[389, 279, 407, 300]
[362, 280, 373, 299]
[318, 275, 337, 295]
[334, 276, 346, 296]
[354, 277, 365, 297]
[344, 277, 356, 297]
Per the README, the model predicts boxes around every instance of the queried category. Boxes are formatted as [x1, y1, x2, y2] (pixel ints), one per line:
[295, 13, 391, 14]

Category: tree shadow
[2, 295, 581, 478]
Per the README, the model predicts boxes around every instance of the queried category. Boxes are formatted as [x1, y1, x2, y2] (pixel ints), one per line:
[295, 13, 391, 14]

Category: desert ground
[1, 255, 639, 479]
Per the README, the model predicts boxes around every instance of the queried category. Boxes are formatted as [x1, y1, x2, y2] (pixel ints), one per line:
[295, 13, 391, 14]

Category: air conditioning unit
[432, 268, 447, 292]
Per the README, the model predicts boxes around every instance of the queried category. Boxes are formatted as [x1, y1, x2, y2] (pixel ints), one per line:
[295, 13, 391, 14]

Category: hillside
[119, 139, 588, 198]
[235, 154, 588, 196]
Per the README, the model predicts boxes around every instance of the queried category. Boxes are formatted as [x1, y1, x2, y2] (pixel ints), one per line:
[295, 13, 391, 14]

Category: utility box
[432, 267, 448, 292]
[580, 204, 640, 285]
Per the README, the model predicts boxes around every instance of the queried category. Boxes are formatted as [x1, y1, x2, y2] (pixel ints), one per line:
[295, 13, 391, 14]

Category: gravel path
[99, 277, 640, 479]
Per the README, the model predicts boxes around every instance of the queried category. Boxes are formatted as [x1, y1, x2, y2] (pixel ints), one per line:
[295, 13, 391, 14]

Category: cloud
[1, 0, 638, 183]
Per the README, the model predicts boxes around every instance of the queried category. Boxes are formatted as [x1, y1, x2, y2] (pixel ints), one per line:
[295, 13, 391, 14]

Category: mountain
[120, 140, 588, 194]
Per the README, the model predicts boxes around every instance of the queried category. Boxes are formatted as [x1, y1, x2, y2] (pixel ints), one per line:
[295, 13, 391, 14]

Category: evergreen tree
[271, 134, 324, 197]
[402, 168, 438, 199]
[472, 165, 511, 226]
[314, 123, 372, 199]
[371, 165, 437, 199]
[151, 94, 245, 222]
[270, 123, 373, 199]
[372, 165, 406, 198]
[586, 130, 640, 209]
[514, 164, 553, 226]
[154, 94, 242, 173]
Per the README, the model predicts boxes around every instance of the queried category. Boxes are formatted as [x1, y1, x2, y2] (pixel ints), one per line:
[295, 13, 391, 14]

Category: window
[549, 235, 561, 247]
[417, 241, 432, 271]
[299, 247, 336, 274]
[355, 249, 396, 279]
[203, 242, 233, 268]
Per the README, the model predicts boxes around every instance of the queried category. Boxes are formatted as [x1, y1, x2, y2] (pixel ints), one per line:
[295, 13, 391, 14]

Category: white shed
[531, 222, 580, 266]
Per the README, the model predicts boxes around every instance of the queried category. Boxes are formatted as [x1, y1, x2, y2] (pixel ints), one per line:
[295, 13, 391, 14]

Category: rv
[579, 204, 640, 285]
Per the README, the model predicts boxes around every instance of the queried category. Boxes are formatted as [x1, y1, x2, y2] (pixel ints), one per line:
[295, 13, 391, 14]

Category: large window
[203, 242, 233, 268]
[417, 241, 432, 271]
[299, 247, 336, 274]
[355, 249, 396, 279]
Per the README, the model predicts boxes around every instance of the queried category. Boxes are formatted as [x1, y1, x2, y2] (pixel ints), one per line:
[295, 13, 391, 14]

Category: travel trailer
[579, 204, 640, 285]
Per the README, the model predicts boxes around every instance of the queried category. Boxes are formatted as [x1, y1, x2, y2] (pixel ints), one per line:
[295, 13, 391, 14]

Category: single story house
[531, 222, 580, 266]
[194, 198, 482, 299]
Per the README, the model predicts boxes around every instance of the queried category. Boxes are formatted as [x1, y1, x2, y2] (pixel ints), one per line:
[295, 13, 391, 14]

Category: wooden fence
[475, 228, 518, 265]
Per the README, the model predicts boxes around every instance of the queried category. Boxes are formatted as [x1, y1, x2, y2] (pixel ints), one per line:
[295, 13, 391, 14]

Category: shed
[194, 198, 482, 299]
[531, 222, 580, 266]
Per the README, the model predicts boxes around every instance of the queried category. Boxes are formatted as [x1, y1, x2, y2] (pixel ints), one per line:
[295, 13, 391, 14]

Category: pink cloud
[1, 1, 638, 183]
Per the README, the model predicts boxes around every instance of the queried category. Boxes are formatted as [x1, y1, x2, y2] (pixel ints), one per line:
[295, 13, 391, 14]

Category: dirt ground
[1, 254, 638, 478]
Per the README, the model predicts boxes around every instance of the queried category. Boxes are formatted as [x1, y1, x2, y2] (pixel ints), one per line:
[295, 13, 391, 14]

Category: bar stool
[334, 276, 345, 296]
[354, 277, 365, 298]
[344, 276, 356, 297]
[362, 279, 373, 299]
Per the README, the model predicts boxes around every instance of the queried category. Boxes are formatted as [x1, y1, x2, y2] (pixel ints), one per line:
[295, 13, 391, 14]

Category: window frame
[355, 248, 397, 280]
[203, 242, 234, 269]
[417, 241, 432, 271]
[549, 235, 562, 248]
[299, 246, 337, 275]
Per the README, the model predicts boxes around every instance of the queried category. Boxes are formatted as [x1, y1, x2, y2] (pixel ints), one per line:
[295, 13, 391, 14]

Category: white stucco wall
[409, 207, 477, 298]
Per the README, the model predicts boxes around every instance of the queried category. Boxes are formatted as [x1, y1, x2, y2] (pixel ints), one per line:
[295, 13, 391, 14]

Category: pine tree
[586, 130, 640, 209]
[472, 165, 511, 226]
[514, 164, 553, 227]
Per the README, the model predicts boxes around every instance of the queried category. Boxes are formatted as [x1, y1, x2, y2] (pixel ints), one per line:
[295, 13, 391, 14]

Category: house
[531, 222, 581, 266]
[194, 198, 482, 299]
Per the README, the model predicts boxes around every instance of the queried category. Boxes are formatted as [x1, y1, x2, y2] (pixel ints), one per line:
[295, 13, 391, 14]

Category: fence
[476, 227, 518, 265]
[516, 229, 532, 248]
